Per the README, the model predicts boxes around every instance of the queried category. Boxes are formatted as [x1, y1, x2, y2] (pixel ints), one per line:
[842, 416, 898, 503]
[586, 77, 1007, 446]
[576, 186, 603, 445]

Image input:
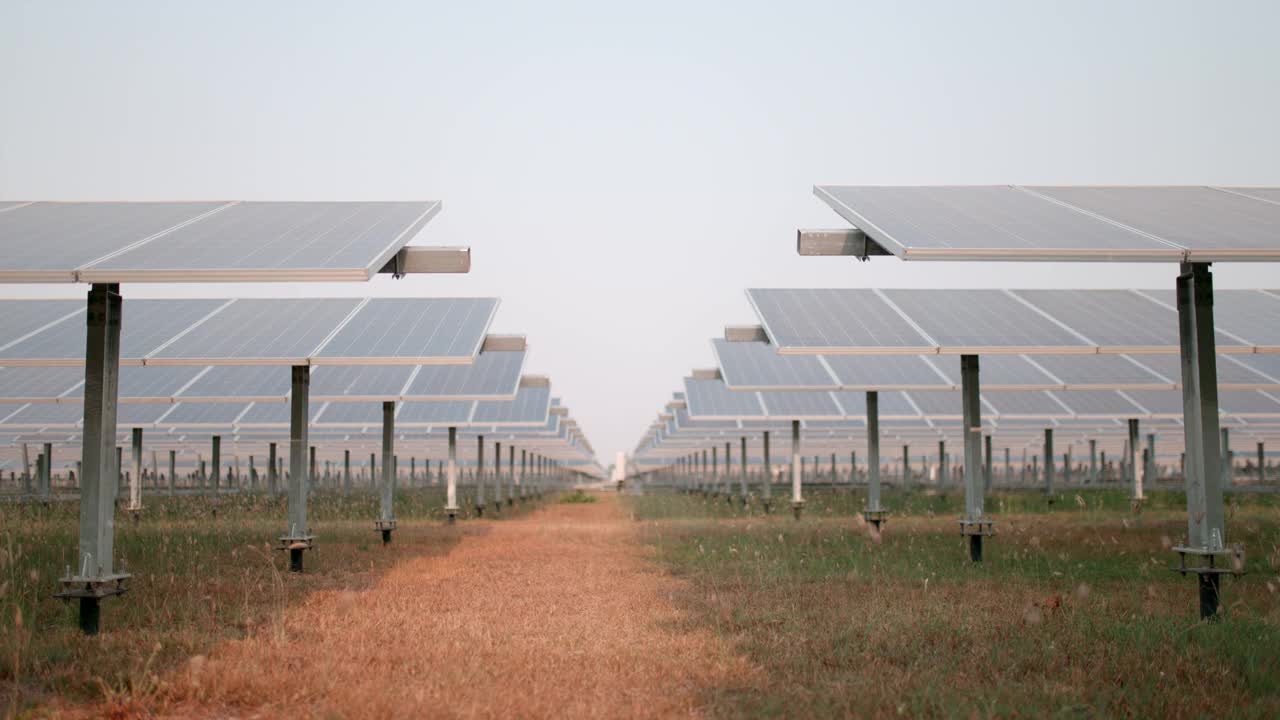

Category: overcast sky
[3, 1, 1279, 465]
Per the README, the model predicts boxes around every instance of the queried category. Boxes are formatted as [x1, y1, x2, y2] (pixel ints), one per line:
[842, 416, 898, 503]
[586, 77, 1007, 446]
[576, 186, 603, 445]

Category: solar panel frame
[747, 289, 934, 354]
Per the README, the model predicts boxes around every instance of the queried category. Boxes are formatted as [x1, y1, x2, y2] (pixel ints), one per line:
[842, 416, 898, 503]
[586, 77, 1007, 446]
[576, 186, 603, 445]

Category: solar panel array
[714, 339, 1278, 391]
[747, 288, 1280, 354]
[0, 350, 525, 405]
[814, 186, 1280, 262]
[683, 376, 1280, 422]
[0, 297, 498, 366]
[0, 201, 441, 283]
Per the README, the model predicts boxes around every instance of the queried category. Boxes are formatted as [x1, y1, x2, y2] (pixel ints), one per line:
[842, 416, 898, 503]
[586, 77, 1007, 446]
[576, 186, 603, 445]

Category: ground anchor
[959, 519, 996, 563]
[279, 534, 315, 573]
[55, 573, 130, 636]
[1172, 545, 1245, 620]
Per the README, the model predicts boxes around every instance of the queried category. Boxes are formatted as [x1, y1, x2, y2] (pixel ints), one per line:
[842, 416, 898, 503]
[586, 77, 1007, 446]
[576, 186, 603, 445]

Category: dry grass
[48, 493, 756, 719]
[634, 490, 1280, 719]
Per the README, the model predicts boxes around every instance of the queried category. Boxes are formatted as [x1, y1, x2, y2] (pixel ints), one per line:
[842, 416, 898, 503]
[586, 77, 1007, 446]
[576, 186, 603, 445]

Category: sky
[2, 0, 1279, 465]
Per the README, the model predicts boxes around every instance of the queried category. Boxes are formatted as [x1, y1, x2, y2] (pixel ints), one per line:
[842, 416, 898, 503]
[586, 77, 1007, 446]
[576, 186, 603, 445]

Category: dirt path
[92, 494, 753, 719]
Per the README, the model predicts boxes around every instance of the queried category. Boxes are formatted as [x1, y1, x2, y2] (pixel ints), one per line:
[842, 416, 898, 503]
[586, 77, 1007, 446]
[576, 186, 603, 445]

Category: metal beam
[377, 245, 471, 276]
[796, 228, 892, 259]
[724, 325, 769, 343]
[480, 334, 527, 353]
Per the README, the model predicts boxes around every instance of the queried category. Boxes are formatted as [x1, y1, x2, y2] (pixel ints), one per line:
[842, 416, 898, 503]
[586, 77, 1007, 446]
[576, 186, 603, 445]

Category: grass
[559, 490, 598, 504]
[0, 487, 547, 716]
[628, 487, 1280, 719]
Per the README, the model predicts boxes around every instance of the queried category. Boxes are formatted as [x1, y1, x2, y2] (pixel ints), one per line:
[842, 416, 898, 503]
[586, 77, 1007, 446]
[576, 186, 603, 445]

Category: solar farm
[3, 7, 1280, 717]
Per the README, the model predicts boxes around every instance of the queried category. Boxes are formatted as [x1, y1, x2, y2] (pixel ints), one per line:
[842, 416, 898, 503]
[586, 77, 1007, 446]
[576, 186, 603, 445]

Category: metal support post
[983, 434, 992, 492]
[267, 443, 277, 495]
[344, 449, 351, 496]
[59, 284, 127, 635]
[739, 436, 749, 507]
[761, 431, 772, 513]
[508, 445, 516, 506]
[475, 435, 486, 516]
[1044, 428, 1054, 496]
[128, 430, 142, 513]
[865, 391, 885, 528]
[377, 401, 396, 543]
[959, 355, 991, 560]
[493, 441, 503, 513]
[790, 420, 803, 519]
[282, 365, 313, 572]
[1175, 262, 1233, 620]
[446, 427, 459, 522]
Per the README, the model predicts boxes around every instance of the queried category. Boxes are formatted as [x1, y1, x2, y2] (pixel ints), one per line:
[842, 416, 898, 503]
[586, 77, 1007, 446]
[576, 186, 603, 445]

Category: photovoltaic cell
[748, 289, 932, 351]
[313, 402, 386, 426]
[712, 339, 834, 388]
[403, 350, 524, 399]
[314, 297, 496, 363]
[3, 403, 84, 426]
[149, 298, 361, 364]
[1222, 354, 1280, 384]
[1219, 390, 1280, 415]
[934, 354, 1056, 388]
[1120, 391, 1187, 417]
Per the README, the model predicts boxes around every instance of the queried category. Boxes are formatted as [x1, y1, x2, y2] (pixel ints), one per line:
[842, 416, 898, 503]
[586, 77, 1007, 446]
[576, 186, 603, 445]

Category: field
[0, 487, 543, 717]
[627, 487, 1280, 718]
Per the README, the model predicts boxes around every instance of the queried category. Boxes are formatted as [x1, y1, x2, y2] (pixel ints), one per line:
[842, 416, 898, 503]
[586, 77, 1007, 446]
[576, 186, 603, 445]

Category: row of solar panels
[814, 186, 1280, 262]
[746, 288, 1280, 355]
[0, 297, 498, 365]
[0, 352, 526, 404]
[0, 201, 442, 283]
[0, 385, 553, 429]
[712, 338, 1280, 391]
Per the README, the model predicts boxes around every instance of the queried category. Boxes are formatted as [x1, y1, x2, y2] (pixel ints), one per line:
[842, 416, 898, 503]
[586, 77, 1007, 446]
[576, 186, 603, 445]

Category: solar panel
[396, 400, 477, 425]
[1219, 390, 1280, 416]
[472, 386, 551, 425]
[814, 186, 1178, 261]
[1138, 354, 1272, 388]
[1049, 391, 1145, 417]
[1222, 354, 1280, 384]
[160, 402, 251, 426]
[0, 300, 84, 348]
[712, 339, 834, 388]
[1033, 187, 1280, 260]
[314, 298, 496, 364]
[747, 289, 932, 352]
[747, 287, 1280, 354]
[0, 202, 229, 282]
[823, 354, 949, 389]
[0, 298, 228, 365]
[118, 404, 173, 426]
[2, 403, 83, 427]
[934, 354, 1056, 388]
[757, 391, 843, 418]
[309, 365, 413, 400]
[148, 298, 361, 364]
[0, 366, 83, 401]
[403, 351, 523, 399]
[813, 186, 1280, 262]
[313, 402, 386, 426]
[881, 289, 1092, 351]
[1029, 355, 1171, 388]
[79, 201, 441, 283]
[178, 365, 291, 401]
[684, 378, 765, 419]
[1119, 391, 1188, 417]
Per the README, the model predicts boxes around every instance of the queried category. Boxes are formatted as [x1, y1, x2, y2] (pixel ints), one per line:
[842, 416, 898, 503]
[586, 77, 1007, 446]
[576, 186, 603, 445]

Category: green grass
[628, 488, 1280, 719]
[558, 489, 598, 504]
[0, 487, 547, 714]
